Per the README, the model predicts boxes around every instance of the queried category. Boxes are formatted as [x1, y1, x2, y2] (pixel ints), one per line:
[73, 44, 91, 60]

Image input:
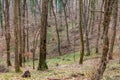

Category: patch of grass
[47, 52, 80, 66]
[24, 50, 99, 68]
[0, 51, 100, 80]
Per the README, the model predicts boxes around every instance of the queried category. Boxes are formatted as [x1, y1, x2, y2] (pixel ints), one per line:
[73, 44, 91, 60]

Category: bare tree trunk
[14, 0, 20, 72]
[32, 29, 40, 69]
[51, 0, 62, 56]
[38, 0, 49, 71]
[22, 0, 27, 63]
[82, 0, 90, 56]
[85, 28, 90, 56]
[26, 27, 29, 60]
[71, 1, 76, 61]
[79, 0, 85, 64]
[108, 0, 118, 60]
[62, 0, 70, 45]
[90, 0, 96, 35]
[95, 1, 104, 54]
[18, 0, 22, 67]
[0, 0, 3, 36]
[4, 0, 12, 67]
[91, 0, 115, 79]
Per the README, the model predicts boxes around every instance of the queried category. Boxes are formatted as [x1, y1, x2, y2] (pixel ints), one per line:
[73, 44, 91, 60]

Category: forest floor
[0, 52, 120, 80]
[0, 16, 119, 80]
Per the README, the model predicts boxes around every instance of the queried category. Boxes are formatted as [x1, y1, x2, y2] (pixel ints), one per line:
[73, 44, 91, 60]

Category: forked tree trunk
[91, 0, 115, 79]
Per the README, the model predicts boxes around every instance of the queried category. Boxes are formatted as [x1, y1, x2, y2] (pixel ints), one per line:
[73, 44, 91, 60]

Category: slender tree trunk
[82, 0, 91, 56]
[51, 0, 62, 56]
[26, 27, 29, 60]
[71, 1, 76, 61]
[90, 0, 96, 35]
[85, 28, 90, 56]
[95, 1, 104, 54]
[91, 0, 115, 79]
[14, 0, 20, 72]
[32, 29, 40, 69]
[22, 0, 27, 63]
[0, 0, 3, 36]
[18, 0, 22, 67]
[79, 0, 85, 64]
[4, 0, 12, 67]
[62, 0, 70, 45]
[38, 0, 49, 71]
[108, 0, 118, 60]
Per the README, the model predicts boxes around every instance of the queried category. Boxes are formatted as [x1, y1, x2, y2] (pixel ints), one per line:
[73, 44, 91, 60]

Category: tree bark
[5, 0, 12, 66]
[14, 0, 20, 72]
[18, 0, 22, 67]
[0, 0, 3, 36]
[62, 0, 70, 45]
[79, 0, 85, 64]
[22, 0, 27, 63]
[38, 0, 49, 71]
[91, 0, 115, 79]
[82, 0, 91, 56]
[51, 0, 62, 56]
[108, 0, 118, 60]
[95, 1, 104, 54]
